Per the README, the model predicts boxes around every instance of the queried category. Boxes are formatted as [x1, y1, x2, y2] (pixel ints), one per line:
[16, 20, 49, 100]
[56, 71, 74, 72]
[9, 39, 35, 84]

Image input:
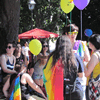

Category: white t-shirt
[22, 46, 29, 56]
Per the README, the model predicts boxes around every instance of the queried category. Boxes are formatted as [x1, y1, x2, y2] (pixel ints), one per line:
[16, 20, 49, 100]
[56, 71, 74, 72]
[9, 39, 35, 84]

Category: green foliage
[20, 0, 100, 40]
[19, 0, 65, 35]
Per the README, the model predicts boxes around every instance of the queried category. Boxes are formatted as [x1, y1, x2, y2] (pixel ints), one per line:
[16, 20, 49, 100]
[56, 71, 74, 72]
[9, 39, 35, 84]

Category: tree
[0, 0, 20, 54]
[20, 0, 100, 41]
[0, 0, 20, 42]
[20, 0, 65, 35]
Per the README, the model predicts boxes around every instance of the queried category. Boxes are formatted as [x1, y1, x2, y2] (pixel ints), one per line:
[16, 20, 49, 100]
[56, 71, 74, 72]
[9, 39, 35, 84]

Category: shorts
[33, 73, 43, 80]
[26, 56, 29, 61]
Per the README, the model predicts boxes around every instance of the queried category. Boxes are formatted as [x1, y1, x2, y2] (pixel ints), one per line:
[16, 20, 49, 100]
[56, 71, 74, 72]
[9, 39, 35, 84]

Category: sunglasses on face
[6, 46, 12, 49]
[68, 32, 78, 35]
[43, 45, 48, 48]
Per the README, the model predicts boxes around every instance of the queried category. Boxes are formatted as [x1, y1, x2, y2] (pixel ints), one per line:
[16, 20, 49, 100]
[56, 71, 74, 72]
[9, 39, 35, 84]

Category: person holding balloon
[32, 41, 49, 87]
[62, 24, 90, 100]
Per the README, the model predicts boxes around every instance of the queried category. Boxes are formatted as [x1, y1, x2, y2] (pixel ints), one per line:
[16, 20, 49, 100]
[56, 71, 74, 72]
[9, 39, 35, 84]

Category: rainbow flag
[43, 56, 64, 100]
[73, 40, 85, 58]
[7, 74, 21, 100]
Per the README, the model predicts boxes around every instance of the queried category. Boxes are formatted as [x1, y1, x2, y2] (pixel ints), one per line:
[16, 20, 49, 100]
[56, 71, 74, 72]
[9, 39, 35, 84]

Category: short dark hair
[89, 34, 100, 50]
[62, 24, 79, 35]
[6, 41, 16, 48]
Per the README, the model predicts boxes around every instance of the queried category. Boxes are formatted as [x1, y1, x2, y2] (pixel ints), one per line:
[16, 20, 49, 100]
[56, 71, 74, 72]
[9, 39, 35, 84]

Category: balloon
[84, 29, 93, 37]
[73, 0, 90, 10]
[69, 0, 73, 2]
[29, 39, 42, 55]
[60, 0, 74, 14]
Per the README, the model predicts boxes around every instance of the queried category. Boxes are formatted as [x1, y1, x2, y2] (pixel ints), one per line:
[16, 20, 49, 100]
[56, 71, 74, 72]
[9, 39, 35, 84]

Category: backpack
[64, 59, 79, 95]
[64, 71, 77, 95]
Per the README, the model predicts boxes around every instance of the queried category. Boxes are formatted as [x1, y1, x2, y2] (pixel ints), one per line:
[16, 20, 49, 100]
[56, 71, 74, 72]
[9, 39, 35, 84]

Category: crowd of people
[0, 23, 100, 100]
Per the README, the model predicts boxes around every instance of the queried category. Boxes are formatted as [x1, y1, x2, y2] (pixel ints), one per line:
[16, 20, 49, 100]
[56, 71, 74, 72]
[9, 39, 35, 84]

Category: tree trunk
[0, 0, 20, 42]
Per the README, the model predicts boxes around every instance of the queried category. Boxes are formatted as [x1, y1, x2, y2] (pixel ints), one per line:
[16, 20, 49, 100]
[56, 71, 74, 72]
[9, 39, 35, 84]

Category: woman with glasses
[33, 41, 49, 87]
[1, 41, 17, 84]
[63, 24, 90, 100]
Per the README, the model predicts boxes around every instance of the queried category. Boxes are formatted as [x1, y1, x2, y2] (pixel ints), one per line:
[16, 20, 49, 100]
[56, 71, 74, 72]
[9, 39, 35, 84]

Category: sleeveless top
[10, 73, 30, 100]
[2, 55, 14, 78]
[33, 60, 45, 75]
[34, 53, 49, 75]
[87, 52, 100, 85]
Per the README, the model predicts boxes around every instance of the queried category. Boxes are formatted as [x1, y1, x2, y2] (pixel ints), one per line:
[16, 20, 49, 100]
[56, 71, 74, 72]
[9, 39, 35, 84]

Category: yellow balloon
[29, 39, 42, 55]
[60, 0, 74, 14]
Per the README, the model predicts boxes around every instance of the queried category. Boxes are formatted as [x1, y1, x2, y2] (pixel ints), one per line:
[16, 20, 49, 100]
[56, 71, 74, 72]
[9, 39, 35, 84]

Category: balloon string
[70, 11, 72, 32]
[66, 14, 67, 26]
[80, 10, 82, 40]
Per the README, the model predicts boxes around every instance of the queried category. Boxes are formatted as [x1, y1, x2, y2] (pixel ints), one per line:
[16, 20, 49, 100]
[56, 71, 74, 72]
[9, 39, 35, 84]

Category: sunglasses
[6, 46, 12, 49]
[43, 45, 48, 48]
[68, 32, 78, 35]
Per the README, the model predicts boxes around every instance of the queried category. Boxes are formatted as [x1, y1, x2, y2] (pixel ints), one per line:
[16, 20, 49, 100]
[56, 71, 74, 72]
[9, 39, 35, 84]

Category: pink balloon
[73, 0, 90, 10]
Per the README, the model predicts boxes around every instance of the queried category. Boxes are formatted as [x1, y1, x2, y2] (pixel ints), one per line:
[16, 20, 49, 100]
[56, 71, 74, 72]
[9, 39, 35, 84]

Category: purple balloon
[73, 0, 90, 10]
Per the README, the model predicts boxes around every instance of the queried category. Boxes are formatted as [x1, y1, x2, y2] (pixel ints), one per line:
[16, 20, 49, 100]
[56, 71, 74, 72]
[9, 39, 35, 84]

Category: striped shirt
[2, 58, 14, 78]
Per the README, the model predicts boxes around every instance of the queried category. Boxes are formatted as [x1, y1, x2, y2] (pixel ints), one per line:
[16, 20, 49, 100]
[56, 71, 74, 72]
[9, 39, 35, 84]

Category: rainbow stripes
[9, 75, 21, 100]
[43, 56, 64, 100]
[73, 40, 85, 58]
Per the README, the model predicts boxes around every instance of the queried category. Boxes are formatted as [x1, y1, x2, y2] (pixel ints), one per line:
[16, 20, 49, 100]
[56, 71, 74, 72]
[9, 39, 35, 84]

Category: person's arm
[25, 73, 47, 99]
[1, 55, 16, 74]
[13, 56, 16, 68]
[3, 78, 10, 97]
[84, 53, 99, 77]
[84, 44, 90, 62]
[37, 53, 48, 60]
[24, 55, 28, 67]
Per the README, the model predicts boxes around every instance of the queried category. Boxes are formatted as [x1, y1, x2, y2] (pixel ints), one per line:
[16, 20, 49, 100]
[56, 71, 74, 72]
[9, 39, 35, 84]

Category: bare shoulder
[1, 54, 6, 57]
[1, 54, 7, 60]
[91, 52, 98, 61]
